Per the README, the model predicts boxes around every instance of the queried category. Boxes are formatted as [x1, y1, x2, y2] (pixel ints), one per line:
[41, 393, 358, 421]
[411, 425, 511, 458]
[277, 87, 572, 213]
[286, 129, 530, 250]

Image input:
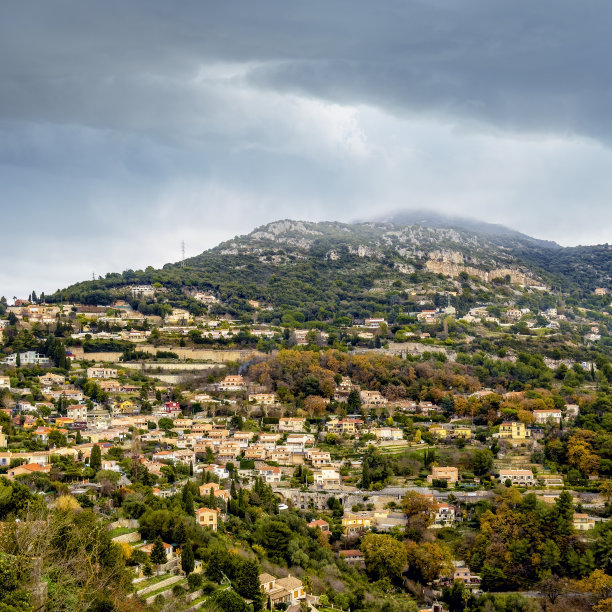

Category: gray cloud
[1, 1, 611, 298]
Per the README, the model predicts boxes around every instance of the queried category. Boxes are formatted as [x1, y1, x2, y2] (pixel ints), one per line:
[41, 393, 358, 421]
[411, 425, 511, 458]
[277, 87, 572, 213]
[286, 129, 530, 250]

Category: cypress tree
[89, 444, 102, 472]
[181, 540, 194, 575]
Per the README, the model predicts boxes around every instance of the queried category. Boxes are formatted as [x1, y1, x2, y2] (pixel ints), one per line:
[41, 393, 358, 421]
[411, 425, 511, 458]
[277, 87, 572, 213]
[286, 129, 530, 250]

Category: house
[313, 468, 340, 489]
[453, 427, 472, 439]
[428, 466, 459, 484]
[7, 463, 51, 479]
[87, 367, 118, 379]
[326, 418, 363, 435]
[218, 375, 247, 391]
[360, 390, 387, 407]
[306, 450, 332, 467]
[199, 482, 231, 503]
[499, 469, 535, 486]
[161, 402, 181, 418]
[341, 513, 373, 535]
[429, 424, 448, 439]
[195, 507, 218, 531]
[339, 550, 365, 566]
[141, 541, 174, 560]
[533, 409, 562, 425]
[374, 427, 403, 441]
[0, 375, 11, 389]
[66, 405, 88, 421]
[2, 351, 51, 366]
[258, 466, 282, 484]
[498, 421, 529, 441]
[259, 573, 305, 605]
[307, 519, 330, 532]
[433, 503, 456, 527]
[278, 417, 306, 432]
[248, 393, 278, 405]
[573, 513, 596, 531]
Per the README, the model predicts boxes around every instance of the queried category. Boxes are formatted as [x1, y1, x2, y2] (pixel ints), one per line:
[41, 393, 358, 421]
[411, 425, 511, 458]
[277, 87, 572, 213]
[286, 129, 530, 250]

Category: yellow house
[573, 513, 595, 531]
[453, 427, 471, 439]
[499, 422, 529, 440]
[115, 400, 137, 415]
[195, 507, 218, 531]
[429, 425, 448, 439]
[341, 513, 373, 535]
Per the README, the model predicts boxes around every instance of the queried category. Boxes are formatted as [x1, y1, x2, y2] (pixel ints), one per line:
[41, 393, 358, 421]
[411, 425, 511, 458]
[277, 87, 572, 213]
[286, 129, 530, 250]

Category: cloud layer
[1, 1, 611, 298]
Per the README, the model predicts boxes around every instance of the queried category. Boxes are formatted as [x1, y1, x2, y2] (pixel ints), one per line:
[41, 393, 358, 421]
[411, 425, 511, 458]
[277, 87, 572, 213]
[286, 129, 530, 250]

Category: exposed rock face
[425, 258, 529, 284]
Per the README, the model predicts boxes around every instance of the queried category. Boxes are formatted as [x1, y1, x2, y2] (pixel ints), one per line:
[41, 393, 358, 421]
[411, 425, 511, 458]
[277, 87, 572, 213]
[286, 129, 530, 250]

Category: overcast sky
[2, 1, 612, 299]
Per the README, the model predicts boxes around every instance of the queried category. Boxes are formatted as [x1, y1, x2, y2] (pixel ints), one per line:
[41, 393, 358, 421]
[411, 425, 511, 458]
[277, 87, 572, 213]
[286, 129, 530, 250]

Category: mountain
[51, 217, 612, 318]
[369, 210, 560, 250]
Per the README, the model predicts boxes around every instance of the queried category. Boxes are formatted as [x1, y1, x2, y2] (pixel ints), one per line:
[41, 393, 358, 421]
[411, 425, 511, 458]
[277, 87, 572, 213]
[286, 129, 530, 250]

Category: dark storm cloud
[1, 1, 612, 298]
[2, 1, 611, 140]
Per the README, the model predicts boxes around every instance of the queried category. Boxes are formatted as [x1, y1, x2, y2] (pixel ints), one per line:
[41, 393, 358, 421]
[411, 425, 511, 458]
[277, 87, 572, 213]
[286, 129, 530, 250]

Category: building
[2, 351, 50, 366]
[453, 427, 472, 439]
[218, 375, 247, 391]
[360, 390, 387, 407]
[141, 541, 174, 560]
[499, 421, 529, 441]
[573, 513, 596, 531]
[533, 409, 562, 425]
[66, 405, 88, 421]
[248, 393, 278, 405]
[259, 573, 305, 606]
[258, 466, 282, 484]
[195, 507, 218, 531]
[374, 427, 403, 441]
[428, 466, 459, 484]
[199, 482, 231, 503]
[87, 367, 118, 379]
[433, 503, 456, 527]
[429, 424, 448, 439]
[278, 417, 306, 432]
[313, 468, 340, 489]
[498, 469, 535, 486]
[307, 519, 330, 532]
[0, 376, 10, 389]
[339, 550, 365, 566]
[341, 513, 373, 536]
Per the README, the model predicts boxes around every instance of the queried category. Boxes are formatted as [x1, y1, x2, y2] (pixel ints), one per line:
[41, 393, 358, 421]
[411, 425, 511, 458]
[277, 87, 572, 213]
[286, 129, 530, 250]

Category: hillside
[50, 217, 612, 318]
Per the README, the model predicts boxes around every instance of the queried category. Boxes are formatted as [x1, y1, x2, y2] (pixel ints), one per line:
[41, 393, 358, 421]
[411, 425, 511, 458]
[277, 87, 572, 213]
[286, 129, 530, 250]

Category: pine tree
[89, 444, 102, 472]
[181, 540, 195, 575]
[151, 536, 167, 566]
[75, 430, 82, 444]
[189, 461, 193, 476]
[209, 489, 216, 509]
[234, 558, 261, 600]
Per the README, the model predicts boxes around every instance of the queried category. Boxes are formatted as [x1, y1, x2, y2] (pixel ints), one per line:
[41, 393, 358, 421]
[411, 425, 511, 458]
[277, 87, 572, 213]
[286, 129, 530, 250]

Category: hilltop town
[1, 220, 612, 612]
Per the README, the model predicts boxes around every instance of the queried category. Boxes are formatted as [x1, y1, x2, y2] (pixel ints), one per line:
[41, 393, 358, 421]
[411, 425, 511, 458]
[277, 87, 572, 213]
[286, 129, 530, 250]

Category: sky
[2, 1, 612, 299]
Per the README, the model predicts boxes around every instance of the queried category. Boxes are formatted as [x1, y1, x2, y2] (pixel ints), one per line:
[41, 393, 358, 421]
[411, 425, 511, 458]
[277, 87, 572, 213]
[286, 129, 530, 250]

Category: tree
[472, 448, 493, 476]
[402, 491, 436, 535]
[151, 536, 167, 566]
[181, 541, 194, 575]
[211, 588, 248, 612]
[361, 460, 371, 489]
[405, 540, 453, 583]
[234, 559, 261, 602]
[361, 533, 407, 583]
[89, 444, 102, 472]
[158, 417, 173, 431]
[347, 389, 362, 412]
